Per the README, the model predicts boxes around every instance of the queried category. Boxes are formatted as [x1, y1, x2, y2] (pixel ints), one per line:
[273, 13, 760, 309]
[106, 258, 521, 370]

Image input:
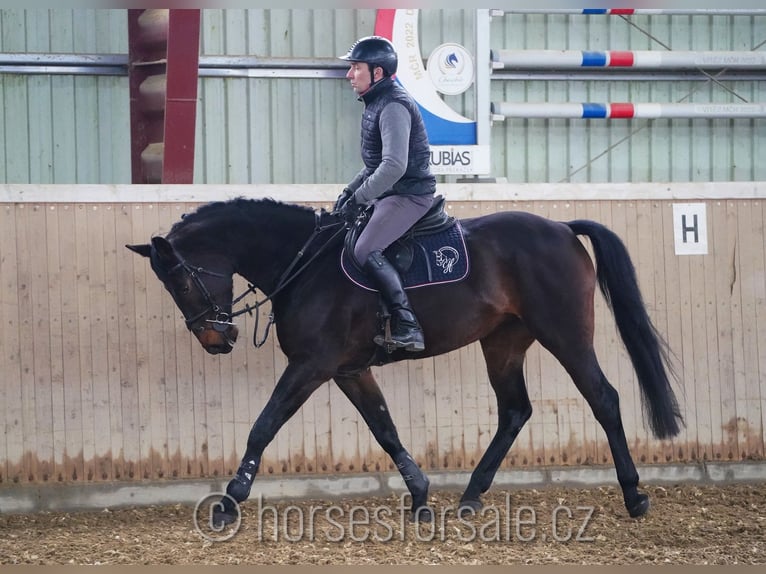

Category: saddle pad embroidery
[341, 221, 470, 291]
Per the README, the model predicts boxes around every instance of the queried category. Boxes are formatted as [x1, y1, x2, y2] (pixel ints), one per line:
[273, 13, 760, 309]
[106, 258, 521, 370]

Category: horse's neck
[226, 210, 316, 294]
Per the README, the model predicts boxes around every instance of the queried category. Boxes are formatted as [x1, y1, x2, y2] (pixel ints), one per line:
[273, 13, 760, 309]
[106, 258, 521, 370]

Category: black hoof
[410, 506, 433, 523]
[458, 499, 483, 518]
[212, 509, 238, 527]
[627, 493, 651, 518]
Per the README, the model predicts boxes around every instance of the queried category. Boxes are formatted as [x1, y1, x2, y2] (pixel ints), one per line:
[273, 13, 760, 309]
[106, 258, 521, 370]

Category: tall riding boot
[364, 250, 425, 352]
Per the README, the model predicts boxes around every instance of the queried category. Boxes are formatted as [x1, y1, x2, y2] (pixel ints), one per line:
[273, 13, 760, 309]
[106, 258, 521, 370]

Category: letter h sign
[673, 203, 708, 255]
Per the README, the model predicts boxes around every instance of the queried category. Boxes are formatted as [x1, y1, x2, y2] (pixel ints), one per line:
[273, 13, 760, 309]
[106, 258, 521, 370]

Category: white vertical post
[475, 9, 491, 149]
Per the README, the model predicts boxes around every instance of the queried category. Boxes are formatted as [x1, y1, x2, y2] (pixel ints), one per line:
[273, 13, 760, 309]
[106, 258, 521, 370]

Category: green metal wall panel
[0, 9, 130, 183]
[0, 9, 763, 184]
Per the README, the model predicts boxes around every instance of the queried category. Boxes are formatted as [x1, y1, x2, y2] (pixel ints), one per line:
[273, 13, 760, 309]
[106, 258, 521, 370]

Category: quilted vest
[359, 78, 436, 197]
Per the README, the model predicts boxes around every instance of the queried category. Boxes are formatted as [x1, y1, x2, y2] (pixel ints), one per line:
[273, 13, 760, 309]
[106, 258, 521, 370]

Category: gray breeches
[353, 193, 434, 264]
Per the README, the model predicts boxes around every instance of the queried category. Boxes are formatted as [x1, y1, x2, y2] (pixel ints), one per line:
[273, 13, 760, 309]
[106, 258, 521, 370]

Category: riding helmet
[339, 36, 398, 76]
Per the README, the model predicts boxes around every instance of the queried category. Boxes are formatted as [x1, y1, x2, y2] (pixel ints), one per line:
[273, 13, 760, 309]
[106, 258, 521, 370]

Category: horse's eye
[180, 285, 191, 295]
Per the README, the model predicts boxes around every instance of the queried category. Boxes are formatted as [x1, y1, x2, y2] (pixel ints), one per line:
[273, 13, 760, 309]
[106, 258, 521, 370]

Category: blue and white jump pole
[491, 102, 766, 120]
[489, 50, 766, 119]
[491, 50, 766, 70]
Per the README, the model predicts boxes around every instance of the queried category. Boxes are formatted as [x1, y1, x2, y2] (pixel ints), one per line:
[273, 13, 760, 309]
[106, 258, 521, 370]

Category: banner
[375, 9, 490, 175]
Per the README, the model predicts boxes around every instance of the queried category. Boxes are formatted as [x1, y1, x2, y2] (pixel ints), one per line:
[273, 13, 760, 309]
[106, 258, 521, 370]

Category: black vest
[359, 78, 436, 197]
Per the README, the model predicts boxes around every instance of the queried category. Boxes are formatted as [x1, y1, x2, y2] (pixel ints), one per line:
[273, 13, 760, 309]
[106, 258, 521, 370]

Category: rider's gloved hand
[340, 193, 364, 224]
[334, 187, 354, 212]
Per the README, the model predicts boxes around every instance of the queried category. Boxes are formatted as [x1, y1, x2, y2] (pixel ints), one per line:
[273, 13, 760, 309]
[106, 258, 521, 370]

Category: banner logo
[428, 43, 475, 95]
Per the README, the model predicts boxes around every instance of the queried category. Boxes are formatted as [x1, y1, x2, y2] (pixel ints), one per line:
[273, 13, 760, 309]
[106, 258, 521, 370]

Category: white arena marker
[673, 203, 708, 255]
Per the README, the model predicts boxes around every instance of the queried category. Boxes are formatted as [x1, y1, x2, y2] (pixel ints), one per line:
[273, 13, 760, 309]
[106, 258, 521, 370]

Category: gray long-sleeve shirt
[347, 102, 412, 204]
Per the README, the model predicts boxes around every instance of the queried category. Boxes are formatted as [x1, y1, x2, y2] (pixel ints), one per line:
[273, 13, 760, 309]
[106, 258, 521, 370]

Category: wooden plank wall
[1, 193, 764, 487]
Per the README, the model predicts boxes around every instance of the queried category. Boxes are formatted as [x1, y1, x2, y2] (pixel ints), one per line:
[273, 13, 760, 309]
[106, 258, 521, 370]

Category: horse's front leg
[215, 362, 326, 524]
[335, 370, 431, 522]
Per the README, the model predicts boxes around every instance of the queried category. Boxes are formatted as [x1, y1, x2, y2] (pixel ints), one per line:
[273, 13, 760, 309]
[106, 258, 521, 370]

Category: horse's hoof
[627, 493, 650, 518]
[212, 509, 238, 527]
[410, 506, 433, 523]
[458, 499, 483, 518]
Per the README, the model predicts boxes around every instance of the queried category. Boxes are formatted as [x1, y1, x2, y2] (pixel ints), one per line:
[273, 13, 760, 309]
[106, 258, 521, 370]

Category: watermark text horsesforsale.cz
[194, 492, 596, 544]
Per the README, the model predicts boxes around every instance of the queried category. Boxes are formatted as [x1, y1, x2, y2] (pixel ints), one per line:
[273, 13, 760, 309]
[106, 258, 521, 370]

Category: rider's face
[346, 62, 379, 95]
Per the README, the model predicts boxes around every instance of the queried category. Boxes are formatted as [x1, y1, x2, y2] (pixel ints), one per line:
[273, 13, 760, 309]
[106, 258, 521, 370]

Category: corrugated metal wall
[490, 12, 766, 182]
[0, 9, 763, 184]
[0, 10, 129, 184]
[1, 184, 764, 485]
[193, 9, 372, 185]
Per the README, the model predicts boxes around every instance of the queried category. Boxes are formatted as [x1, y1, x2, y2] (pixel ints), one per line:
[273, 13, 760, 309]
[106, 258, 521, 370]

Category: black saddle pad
[341, 221, 469, 291]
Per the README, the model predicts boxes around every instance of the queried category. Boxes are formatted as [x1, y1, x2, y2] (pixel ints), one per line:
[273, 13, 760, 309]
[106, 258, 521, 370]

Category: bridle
[167, 259, 238, 334]
[168, 211, 347, 348]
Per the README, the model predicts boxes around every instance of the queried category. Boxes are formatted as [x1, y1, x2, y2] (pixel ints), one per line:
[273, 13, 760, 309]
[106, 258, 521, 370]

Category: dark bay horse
[127, 197, 682, 524]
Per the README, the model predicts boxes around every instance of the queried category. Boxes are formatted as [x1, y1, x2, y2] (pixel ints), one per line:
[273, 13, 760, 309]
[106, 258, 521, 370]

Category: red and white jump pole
[492, 9, 766, 16]
[491, 50, 766, 70]
[491, 102, 766, 119]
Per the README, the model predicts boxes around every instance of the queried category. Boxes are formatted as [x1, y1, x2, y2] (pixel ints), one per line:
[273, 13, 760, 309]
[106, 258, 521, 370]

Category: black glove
[340, 193, 364, 224]
[334, 187, 353, 212]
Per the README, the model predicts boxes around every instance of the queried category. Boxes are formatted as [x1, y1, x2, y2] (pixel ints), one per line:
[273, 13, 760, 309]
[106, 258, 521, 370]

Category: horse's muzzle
[196, 324, 239, 354]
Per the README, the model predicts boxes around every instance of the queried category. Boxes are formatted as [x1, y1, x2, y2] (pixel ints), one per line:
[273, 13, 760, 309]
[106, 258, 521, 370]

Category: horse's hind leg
[532, 313, 648, 515]
[335, 370, 431, 522]
[527, 231, 649, 517]
[562, 354, 649, 517]
[459, 320, 534, 515]
[517, 330, 647, 515]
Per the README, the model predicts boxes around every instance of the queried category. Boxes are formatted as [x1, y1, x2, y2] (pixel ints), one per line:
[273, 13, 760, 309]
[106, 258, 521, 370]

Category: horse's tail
[567, 219, 683, 439]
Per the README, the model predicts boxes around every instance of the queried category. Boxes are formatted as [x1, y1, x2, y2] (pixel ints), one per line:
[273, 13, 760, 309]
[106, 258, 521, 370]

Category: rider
[335, 35, 436, 353]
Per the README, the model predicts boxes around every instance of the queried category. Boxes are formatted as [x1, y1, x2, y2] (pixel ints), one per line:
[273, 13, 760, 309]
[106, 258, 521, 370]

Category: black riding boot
[364, 250, 425, 352]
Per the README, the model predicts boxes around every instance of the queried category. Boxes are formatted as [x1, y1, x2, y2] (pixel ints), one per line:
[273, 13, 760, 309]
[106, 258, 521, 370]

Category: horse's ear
[150, 236, 178, 265]
[126, 243, 152, 258]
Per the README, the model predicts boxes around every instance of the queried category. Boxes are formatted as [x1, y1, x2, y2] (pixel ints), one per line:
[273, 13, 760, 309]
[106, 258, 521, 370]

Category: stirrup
[373, 316, 425, 353]
[373, 333, 425, 353]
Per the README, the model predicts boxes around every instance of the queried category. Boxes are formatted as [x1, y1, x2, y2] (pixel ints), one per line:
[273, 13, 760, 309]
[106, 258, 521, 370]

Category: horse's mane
[169, 197, 314, 236]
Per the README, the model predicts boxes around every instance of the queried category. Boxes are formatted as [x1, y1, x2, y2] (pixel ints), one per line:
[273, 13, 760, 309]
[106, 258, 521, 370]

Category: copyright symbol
[193, 492, 242, 542]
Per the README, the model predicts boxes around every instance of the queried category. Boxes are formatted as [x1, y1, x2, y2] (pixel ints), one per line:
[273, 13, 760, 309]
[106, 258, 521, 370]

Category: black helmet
[339, 36, 398, 76]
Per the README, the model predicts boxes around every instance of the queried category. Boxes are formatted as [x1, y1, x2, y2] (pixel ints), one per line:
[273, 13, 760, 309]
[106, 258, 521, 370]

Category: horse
[127, 197, 683, 525]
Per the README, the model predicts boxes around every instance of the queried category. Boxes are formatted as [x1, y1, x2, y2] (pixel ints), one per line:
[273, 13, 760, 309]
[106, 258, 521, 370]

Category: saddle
[341, 195, 470, 291]
[344, 195, 456, 273]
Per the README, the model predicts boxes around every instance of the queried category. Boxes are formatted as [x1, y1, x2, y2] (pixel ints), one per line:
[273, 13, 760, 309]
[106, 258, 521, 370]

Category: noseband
[167, 260, 252, 335]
